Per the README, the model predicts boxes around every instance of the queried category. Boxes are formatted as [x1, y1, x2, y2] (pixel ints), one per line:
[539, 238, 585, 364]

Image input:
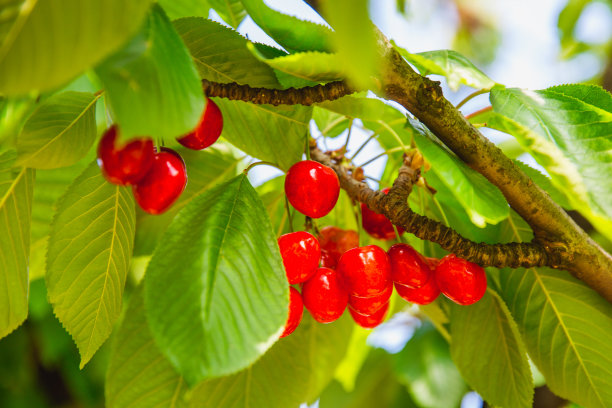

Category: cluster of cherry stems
[96, 97, 487, 339]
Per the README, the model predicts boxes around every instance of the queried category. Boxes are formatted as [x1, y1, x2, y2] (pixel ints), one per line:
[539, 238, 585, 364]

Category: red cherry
[361, 188, 404, 240]
[349, 301, 389, 329]
[278, 231, 321, 284]
[177, 99, 223, 150]
[132, 148, 187, 215]
[280, 287, 303, 338]
[317, 226, 359, 268]
[336, 245, 391, 297]
[97, 125, 155, 186]
[394, 278, 440, 305]
[435, 254, 487, 305]
[285, 160, 340, 218]
[348, 281, 392, 315]
[302, 267, 348, 323]
[320, 249, 335, 268]
[426, 257, 440, 269]
[388, 243, 431, 288]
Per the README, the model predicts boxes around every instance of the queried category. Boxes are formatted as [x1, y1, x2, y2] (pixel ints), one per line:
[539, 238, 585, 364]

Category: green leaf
[253, 50, 345, 83]
[134, 145, 241, 256]
[313, 107, 350, 138]
[173, 17, 279, 88]
[188, 313, 353, 407]
[317, 94, 405, 123]
[450, 290, 533, 408]
[30, 159, 91, 280]
[240, 0, 332, 52]
[322, 0, 379, 89]
[411, 118, 509, 226]
[557, 0, 590, 57]
[96, 5, 204, 141]
[144, 174, 287, 385]
[394, 323, 466, 408]
[489, 84, 612, 240]
[106, 287, 186, 408]
[46, 162, 135, 367]
[498, 267, 612, 408]
[333, 326, 371, 391]
[215, 99, 311, 170]
[158, 0, 209, 19]
[17, 92, 100, 169]
[0, 0, 151, 95]
[394, 45, 496, 91]
[0, 151, 34, 339]
[209, 0, 246, 28]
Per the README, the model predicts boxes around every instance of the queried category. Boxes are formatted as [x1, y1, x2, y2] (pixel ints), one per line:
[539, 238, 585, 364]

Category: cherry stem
[464, 105, 493, 120]
[357, 146, 406, 168]
[431, 194, 450, 227]
[243, 161, 284, 174]
[392, 224, 404, 244]
[305, 135, 311, 161]
[356, 203, 363, 247]
[343, 119, 354, 153]
[376, 120, 409, 153]
[455, 89, 489, 109]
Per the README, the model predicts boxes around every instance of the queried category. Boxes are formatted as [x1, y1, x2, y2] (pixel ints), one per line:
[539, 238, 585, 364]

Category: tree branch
[202, 79, 353, 106]
[310, 147, 563, 269]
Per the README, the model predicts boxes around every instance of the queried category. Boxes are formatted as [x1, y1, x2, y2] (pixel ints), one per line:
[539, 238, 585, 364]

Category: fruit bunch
[277, 159, 487, 337]
[97, 99, 223, 214]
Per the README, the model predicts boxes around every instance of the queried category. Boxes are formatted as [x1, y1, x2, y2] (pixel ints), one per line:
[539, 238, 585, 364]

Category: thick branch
[311, 147, 561, 269]
[202, 79, 353, 106]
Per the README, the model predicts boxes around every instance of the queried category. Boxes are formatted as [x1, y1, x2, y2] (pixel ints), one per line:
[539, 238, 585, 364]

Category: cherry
[285, 160, 340, 218]
[280, 287, 303, 338]
[336, 245, 391, 297]
[302, 267, 348, 324]
[394, 278, 440, 305]
[317, 226, 359, 268]
[278, 231, 321, 284]
[97, 125, 155, 186]
[349, 301, 389, 329]
[320, 249, 335, 268]
[388, 243, 431, 288]
[361, 188, 404, 240]
[132, 148, 187, 215]
[435, 254, 487, 305]
[348, 281, 392, 315]
[177, 99, 223, 150]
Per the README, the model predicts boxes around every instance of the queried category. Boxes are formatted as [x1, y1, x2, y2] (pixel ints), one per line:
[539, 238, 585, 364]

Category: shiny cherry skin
[97, 125, 155, 186]
[348, 281, 392, 315]
[388, 243, 431, 288]
[394, 277, 440, 305]
[349, 301, 389, 329]
[336, 245, 391, 297]
[285, 160, 340, 218]
[132, 148, 187, 215]
[435, 254, 487, 305]
[320, 249, 335, 268]
[317, 226, 359, 268]
[177, 99, 223, 150]
[302, 267, 348, 324]
[361, 188, 404, 240]
[278, 231, 321, 284]
[280, 287, 304, 338]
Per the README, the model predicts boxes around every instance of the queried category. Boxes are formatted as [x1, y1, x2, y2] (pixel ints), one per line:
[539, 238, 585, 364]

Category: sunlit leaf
[145, 174, 287, 384]
[46, 162, 135, 367]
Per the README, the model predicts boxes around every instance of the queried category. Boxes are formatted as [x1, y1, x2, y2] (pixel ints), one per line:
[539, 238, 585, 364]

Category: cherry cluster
[97, 99, 223, 214]
[277, 160, 487, 337]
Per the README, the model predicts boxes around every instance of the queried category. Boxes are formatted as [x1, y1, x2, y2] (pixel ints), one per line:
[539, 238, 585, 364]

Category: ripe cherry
[388, 243, 431, 288]
[285, 160, 340, 218]
[177, 99, 223, 150]
[361, 188, 404, 240]
[349, 301, 389, 329]
[132, 148, 187, 215]
[317, 226, 359, 268]
[435, 254, 487, 305]
[348, 281, 392, 315]
[278, 231, 321, 284]
[336, 245, 391, 297]
[394, 278, 440, 305]
[280, 287, 303, 338]
[97, 125, 154, 186]
[302, 267, 348, 324]
[320, 249, 335, 268]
